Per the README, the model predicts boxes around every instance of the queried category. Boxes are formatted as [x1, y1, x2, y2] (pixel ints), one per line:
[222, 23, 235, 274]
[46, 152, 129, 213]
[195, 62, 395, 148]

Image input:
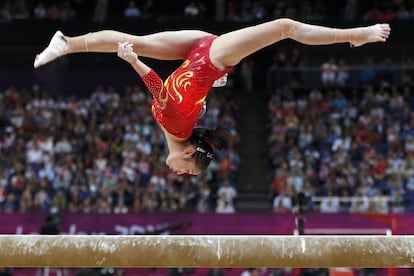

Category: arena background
[1, 0, 414, 275]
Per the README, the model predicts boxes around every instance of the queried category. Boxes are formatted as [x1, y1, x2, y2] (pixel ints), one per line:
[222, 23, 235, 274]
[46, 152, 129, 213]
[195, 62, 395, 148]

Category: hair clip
[196, 147, 213, 159]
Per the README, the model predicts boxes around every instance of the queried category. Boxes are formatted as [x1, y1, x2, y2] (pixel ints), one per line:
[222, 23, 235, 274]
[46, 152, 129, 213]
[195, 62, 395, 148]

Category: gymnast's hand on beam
[117, 42, 138, 64]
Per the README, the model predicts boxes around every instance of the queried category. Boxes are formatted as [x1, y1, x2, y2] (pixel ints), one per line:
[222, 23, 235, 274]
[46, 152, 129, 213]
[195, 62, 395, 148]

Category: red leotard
[141, 35, 233, 139]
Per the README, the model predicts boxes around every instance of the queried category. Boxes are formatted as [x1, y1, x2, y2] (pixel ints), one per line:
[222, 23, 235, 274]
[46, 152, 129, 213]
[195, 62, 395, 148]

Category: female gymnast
[34, 18, 390, 175]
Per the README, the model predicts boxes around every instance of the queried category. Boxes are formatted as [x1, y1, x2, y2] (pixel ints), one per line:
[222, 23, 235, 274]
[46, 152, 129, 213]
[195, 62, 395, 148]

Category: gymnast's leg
[34, 30, 210, 68]
[209, 18, 390, 68]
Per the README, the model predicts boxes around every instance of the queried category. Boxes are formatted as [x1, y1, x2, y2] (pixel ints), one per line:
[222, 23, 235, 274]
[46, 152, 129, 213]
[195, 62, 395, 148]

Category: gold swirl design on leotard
[171, 71, 194, 103]
[182, 59, 190, 68]
[164, 76, 175, 101]
[195, 96, 206, 105]
[157, 76, 168, 109]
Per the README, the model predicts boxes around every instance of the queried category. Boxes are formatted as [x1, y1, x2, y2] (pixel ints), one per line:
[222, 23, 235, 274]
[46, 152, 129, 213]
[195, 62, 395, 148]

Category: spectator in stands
[250, 1, 267, 20]
[197, 183, 211, 212]
[336, 59, 350, 87]
[45, 4, 60, 20]
[13, 0, 29, 20]
[217, 179, 237, 205]
[59, 1, 76, 22]
[360, 58, 377, 84]
[321, 58, 338, 87]
[225, 1, 240, 22]
[350, 194, 370, 213]
[124, 1, 141, 19]
[184, 2, 200, 20]
[207, 268, 225, 276]
[395, 4, 413, 20]
[319, 192, 340, 213]
[215, 192, 235, 213]
[241, 268, 260, 276]
[33, 2, 47, 20]
[271, 168, 288, 198]
[272, 188, 292, 213]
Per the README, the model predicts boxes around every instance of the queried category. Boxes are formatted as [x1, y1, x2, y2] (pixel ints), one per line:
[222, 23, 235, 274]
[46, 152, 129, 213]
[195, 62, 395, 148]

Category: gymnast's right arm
[117, 42, 165, 105]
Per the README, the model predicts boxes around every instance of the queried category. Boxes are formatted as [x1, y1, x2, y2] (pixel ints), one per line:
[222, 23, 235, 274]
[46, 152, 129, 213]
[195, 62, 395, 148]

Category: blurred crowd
[1, 0, 414, 23]
[2, 0, 414, 217]
[267, 50, 414, 214]
[2, 41, 414, 216]
[0, 82, 240, 214]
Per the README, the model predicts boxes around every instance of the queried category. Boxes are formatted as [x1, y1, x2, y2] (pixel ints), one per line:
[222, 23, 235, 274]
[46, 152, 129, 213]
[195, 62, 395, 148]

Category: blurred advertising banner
[0, 212, 411, 235]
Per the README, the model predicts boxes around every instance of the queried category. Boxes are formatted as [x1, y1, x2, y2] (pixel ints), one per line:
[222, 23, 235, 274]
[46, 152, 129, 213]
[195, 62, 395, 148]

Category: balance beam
[0, 235, 413, 268]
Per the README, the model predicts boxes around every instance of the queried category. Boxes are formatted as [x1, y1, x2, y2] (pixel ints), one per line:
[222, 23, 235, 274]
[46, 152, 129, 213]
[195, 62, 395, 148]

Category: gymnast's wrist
[133, 56, 142, 65]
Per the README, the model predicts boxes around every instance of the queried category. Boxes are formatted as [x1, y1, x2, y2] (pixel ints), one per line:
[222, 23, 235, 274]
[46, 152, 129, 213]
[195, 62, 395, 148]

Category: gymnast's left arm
[117, 41, 151, 77]
[117, 42, 164, 105]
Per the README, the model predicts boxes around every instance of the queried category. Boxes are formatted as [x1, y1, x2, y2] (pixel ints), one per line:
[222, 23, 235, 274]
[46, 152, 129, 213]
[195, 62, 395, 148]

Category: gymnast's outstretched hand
[117, 41, 152, 77]
[117, 42, 138, 64]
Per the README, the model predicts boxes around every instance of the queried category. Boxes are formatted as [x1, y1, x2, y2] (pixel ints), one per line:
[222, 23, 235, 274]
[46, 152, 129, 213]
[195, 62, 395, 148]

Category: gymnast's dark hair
[187, 126, 231, 171]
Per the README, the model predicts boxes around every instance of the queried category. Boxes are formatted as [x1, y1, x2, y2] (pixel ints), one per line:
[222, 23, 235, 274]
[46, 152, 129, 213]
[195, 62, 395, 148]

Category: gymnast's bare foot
[34, 31, 68, 68]
[350, 23, 391, 47]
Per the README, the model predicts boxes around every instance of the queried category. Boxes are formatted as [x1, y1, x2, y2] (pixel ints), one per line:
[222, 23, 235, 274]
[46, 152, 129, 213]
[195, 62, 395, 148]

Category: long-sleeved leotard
[141, 35, 233, 139]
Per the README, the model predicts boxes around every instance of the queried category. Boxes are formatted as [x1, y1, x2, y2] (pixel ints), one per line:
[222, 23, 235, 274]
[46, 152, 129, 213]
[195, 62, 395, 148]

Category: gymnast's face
[166, 150, 201, 176]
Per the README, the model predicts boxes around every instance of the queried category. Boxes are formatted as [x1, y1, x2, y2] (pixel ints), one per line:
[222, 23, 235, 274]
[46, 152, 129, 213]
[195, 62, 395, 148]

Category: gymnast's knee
[273, 18, 297, 40]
